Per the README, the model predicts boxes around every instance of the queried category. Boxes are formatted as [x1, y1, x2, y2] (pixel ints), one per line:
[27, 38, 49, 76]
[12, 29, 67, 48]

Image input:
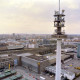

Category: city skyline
[0, 0, 80, 34]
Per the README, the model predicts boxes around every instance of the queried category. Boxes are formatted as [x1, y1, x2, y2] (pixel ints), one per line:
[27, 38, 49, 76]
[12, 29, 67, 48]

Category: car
[0, 69, 4, 72]
[0, 67, 4, 72]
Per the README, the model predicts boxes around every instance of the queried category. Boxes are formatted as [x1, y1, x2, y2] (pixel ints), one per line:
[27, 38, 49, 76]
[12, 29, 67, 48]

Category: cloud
[61, 0, 79, 9]
[0, 0, 79, 34]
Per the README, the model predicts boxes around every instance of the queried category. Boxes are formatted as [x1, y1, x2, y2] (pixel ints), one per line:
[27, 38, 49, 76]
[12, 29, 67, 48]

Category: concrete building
[28, 43, 39, 48]
[45, 66, 75, 80]
[6, 52, 74, 75]
[63, 41, 80, 46]
[77, 44, 80, 58]
[43, 53, 74, 65]
[10, 53, 49, 74]
[0, 56, 14, 69]
[21, 54, 49, 74]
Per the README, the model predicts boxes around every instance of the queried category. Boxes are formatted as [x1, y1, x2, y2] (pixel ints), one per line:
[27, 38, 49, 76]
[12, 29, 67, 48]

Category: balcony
[54, 24, 65, 27]
[54, 18, 65, 22]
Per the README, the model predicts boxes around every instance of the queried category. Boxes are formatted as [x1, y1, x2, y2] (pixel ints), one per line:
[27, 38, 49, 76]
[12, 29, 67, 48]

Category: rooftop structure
[45, 66, 75, 80]
[52, 9, 67, 39]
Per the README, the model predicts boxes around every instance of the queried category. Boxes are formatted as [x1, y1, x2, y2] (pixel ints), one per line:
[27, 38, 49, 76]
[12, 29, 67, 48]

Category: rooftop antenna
[59, 0, 60, 13]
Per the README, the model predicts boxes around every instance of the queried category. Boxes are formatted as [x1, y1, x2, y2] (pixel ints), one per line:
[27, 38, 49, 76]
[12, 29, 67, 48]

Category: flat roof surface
[0, 54, 8, 57]
[62, 53, 80, 74]
[44, 53, 70, 60]
[45, 66, 75, 76]
[27, 55, 47, 61]
[16, 53, 33, 57]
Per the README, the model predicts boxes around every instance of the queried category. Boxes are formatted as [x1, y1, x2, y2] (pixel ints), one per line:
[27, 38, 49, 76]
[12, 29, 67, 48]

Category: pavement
[12, 66, 55, 80]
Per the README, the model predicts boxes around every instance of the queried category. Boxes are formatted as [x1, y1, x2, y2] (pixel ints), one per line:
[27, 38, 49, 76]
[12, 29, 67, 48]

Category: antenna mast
[52, 0, 67, 80]
[59, 0, 60, 13]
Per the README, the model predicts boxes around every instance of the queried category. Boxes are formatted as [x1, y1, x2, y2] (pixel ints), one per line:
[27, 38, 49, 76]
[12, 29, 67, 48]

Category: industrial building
[0, 51, 80, 80]
[0, 52, 74, 74]
[43, 53, 74, 65]
[11, 53, 49, 74]
[0, 56, 14, 69]
[21, 55, 49, 74]
[7, 53, 73, 74]
[77, 44, 80, 58]
[0, 52, 74, 79]
[45, 66, 75, 80]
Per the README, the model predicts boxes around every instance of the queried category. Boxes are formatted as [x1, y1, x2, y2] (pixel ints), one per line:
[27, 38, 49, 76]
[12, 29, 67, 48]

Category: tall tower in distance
[52, 0, 67, 80]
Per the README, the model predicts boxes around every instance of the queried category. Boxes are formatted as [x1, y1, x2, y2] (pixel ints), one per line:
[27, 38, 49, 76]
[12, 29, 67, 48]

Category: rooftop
[27, 55, 47, 61]
[16, 53, 33, 57]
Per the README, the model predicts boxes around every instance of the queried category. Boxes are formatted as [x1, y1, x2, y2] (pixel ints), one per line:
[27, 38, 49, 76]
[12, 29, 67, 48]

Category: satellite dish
[55, 11, 59, 15]
[62, 10, 65, 14]
[62, 30, 65, 34]
[55, 29, 57, 33]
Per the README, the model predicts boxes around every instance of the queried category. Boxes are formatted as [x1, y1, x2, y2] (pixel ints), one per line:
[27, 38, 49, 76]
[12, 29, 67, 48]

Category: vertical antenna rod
[59, 0, 60, 13]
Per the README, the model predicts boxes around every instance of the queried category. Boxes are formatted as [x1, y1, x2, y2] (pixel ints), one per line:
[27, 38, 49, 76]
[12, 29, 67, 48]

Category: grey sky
[0, 0, 80, 34]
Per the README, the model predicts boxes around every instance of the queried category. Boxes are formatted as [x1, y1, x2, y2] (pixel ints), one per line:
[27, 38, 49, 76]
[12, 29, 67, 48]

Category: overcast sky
[0, 0, 80, 34]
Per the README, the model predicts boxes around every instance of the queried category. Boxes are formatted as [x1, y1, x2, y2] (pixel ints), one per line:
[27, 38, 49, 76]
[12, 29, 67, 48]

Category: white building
[26, 43, 39, 48]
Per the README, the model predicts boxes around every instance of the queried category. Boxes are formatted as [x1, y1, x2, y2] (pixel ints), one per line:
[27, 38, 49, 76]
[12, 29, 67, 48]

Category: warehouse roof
[16, 53, 33, 57]
[27, 55, 47, 61]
